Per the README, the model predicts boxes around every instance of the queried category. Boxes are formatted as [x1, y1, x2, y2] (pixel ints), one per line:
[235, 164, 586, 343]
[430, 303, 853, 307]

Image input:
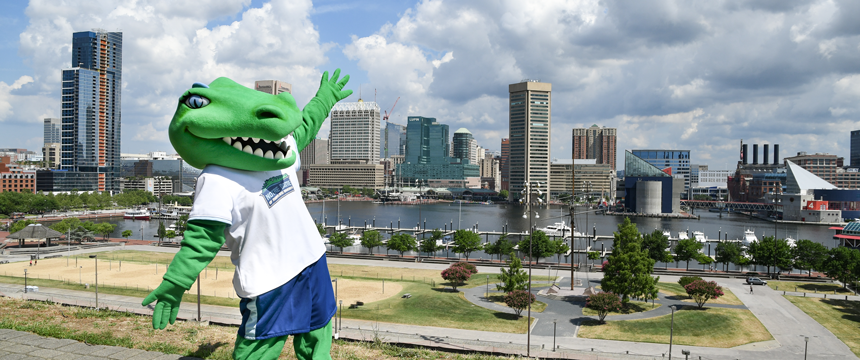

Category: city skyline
[0, 1, 859, 170]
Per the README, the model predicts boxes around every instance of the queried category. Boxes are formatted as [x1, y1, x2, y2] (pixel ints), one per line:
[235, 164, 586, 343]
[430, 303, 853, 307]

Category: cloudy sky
[1, 0, 859, 170]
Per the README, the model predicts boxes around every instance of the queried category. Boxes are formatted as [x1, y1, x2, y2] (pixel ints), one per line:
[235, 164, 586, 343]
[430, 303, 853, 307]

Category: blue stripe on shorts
[238, 254, 336, 340]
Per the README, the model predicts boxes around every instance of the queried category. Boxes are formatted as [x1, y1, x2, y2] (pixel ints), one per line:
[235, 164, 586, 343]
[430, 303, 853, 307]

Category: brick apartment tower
[572, 124, 617, 170]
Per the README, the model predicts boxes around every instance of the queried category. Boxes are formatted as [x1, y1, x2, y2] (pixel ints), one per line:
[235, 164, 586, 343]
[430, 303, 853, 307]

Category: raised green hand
[314, 68, 353, 109]
[142, 279, 186, 329]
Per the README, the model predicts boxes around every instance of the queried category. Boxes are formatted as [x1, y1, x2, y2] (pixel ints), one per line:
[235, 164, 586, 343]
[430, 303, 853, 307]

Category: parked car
[746, 277, 767, 285]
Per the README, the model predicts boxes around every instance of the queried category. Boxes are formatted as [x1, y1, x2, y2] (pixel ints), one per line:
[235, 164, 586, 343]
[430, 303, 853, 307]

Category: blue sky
[1, 0, 859, 170]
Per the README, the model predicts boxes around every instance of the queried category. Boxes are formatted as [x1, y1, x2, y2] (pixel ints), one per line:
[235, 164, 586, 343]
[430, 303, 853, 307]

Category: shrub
[678, 276, 703, 289]
[684, 280, 724, 309]
[601, 260, 609, 271]
[504, 290, 535, 317]
[585, 292, 623, 323]
[452, 261, 477, 275]
[441, 264, 472, 291]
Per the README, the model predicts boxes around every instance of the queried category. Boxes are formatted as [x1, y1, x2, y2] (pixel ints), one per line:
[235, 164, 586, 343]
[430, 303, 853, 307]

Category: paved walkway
[0, 329, 197, 359]
[0, 248, 858, 359]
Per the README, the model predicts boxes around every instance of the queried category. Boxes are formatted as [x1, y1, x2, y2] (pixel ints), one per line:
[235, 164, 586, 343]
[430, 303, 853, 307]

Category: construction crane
[383, 97, 400, 122]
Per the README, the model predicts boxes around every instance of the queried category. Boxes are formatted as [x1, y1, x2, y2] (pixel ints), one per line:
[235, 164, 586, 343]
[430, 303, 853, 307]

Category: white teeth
[243, 145, 253, 154]
[222, 137, 230, 144]
[253, 148, 263, 157]
[274, 151, 284, 159]
[233, 142, 243, 150]
[279, 141, 288, 151]
[264, 150, 274, 159]
[241, 137, 248, 141]
[252, 137, 260, 143]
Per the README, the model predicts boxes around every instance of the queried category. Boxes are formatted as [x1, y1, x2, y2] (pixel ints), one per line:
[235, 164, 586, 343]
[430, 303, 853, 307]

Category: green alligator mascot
[143, 69, 351, 360]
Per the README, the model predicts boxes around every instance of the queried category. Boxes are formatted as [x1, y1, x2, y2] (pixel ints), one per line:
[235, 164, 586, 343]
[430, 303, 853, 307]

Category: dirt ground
[0, 258, 401, 304]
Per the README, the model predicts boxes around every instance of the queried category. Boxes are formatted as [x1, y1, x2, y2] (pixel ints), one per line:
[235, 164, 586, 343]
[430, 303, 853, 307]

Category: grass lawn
[0, 297, 517, 360]
[785, 296, 860, 356]
[581, 300, 661, 316]
[768, 281, 852, 294]
[655, 282, 743, 306]
[342, 281, 532, 334]
[484, 292, 547, 313]
[578, 306, 772, 348]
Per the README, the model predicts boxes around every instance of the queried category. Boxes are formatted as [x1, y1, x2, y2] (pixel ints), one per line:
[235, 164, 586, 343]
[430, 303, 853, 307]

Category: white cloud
[0, 76, 34, 122]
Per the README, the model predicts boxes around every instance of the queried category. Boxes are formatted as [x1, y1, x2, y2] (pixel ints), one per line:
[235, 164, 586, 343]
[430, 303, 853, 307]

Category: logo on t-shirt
[261, 174, 294, 208]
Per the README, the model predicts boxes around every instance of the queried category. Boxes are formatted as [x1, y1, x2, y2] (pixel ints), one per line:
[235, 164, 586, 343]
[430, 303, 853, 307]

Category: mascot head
[168, 78, 302, 171]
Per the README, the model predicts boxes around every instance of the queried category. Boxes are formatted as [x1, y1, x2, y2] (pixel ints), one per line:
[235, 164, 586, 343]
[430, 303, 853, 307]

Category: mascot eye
[185, 95, 210, 109]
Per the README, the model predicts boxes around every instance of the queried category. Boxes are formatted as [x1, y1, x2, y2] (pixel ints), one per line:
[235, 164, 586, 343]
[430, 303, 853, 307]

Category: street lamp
[552, 318, 557, 351]
[331, 279, 338, 331]
[89, 255, 98, 309]
[669, 305, 677, 360]
[520, 181, 543, 359]
[79, 266, 83, 284]
[23, 269, 28, 294]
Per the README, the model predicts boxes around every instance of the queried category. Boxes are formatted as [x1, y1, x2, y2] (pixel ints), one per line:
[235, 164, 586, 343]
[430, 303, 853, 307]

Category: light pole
[331, 279, 338, 331]
[89, 255, 98, 309]
[23, 269, 27, 294]
[553, 318, 557, 351]
[669, 305, 677, 360]
[520, 181, 542, 359]
[79, 266, 83, 284]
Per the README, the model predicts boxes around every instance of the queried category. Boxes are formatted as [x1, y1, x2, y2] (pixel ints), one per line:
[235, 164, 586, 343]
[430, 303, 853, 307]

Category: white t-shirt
[188, 136, 325, 298]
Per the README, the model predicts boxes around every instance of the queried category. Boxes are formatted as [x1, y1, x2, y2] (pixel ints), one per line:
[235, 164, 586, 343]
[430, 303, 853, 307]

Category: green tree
[552, 239, 570, 264]
[586, 292, 623, 323]
[360, 230, 384, 255]
[441, 263, 473, 291]
[316, 223, 326, 236]
[600, 218, 659, 305]
[419, 235, 441, 258]
[8, 219, 37, 234]
[498, 189, 509, 199]
[487, 234, 514, 262]
[452, 229, 482, 260]
[522, 230, 554, 264]
[386, 232, 417, 257]
[166, 230, 177, 242]
[587, 251, 601, 267]
[121, 230, 133, 239]
[94, 223, 116, 240]
[497, 253, 529, 293]
[748, 236, 793, 275]
[695, 253, 714, 271]
[504, 290, 535, 317]
[793, 239, 828, 277]
[674, 239, 703, 271]
[641, 230, 673, 263]
[329, 232, 353, 254]
[824, 246, 860, 289]
[157, 221, 167, 244]
[49, 217, 82, 234]
[715, 241, 743, 272]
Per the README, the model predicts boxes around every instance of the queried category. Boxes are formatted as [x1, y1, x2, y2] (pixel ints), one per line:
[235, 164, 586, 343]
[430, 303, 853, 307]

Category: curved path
[462, 276, 748, 337]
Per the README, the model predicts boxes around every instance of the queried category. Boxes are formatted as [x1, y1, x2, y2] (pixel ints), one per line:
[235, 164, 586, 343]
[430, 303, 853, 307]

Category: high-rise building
[380, 122, 406, 159]
[452, 128, 474, 164]
[330, 101, 380, 164]
[43, 118, 61, 143]
[851, 130, 860, 168]
[501, 138, 510, 191]
[398, 116, 478, 183]
[572, 124, 616, 170]
[254, 80, 291, 95]
[631, 150, 691, 190]
[299, 138, 329, 166]
[508, 80, 551, 199]
[56, 30, 122, 192]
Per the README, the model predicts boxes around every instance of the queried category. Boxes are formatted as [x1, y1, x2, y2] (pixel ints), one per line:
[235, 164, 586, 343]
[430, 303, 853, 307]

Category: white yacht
[537, 221, 577, 237]
[677, 231, 689, 240]
[692, 231, 707, 243]
[742, 229, 758, 247]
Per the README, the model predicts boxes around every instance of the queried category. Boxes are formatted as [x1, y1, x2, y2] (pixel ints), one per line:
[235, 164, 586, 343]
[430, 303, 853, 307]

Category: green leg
[233, 334, 288, 360]
[293, 320, 333, 360]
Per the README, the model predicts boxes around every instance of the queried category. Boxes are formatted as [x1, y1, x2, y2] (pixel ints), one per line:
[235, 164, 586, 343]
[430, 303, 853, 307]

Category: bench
[401, 293, 412, 299]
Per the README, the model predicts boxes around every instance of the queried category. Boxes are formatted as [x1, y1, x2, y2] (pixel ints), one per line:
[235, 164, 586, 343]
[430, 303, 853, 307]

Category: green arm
[142, 219, 227, 329]
[293, 69, 352, 151]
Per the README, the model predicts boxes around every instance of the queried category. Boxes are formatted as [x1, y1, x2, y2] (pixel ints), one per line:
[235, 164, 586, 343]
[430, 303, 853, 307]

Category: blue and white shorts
[238, 254, 336, 340]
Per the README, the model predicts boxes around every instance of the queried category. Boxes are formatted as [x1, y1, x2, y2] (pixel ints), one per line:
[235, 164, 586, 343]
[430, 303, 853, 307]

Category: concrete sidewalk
[0, 328, 198, 360]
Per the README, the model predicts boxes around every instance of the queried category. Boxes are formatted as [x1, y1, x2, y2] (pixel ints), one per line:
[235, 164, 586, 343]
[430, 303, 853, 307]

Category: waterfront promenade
[0, 247, 855, 360]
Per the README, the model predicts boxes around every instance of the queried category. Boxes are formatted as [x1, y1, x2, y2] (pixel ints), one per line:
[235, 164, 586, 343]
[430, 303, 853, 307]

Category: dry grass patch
[769, 281, 852, 295]
[578, 306, 772, 348]
[0, 297, 519, 360]
[656, 282, 743, 306]
[785, 296, 860, 356]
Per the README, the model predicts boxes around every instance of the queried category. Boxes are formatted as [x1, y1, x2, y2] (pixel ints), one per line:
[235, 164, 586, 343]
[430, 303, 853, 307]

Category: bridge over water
[680, 200, 781, 212]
